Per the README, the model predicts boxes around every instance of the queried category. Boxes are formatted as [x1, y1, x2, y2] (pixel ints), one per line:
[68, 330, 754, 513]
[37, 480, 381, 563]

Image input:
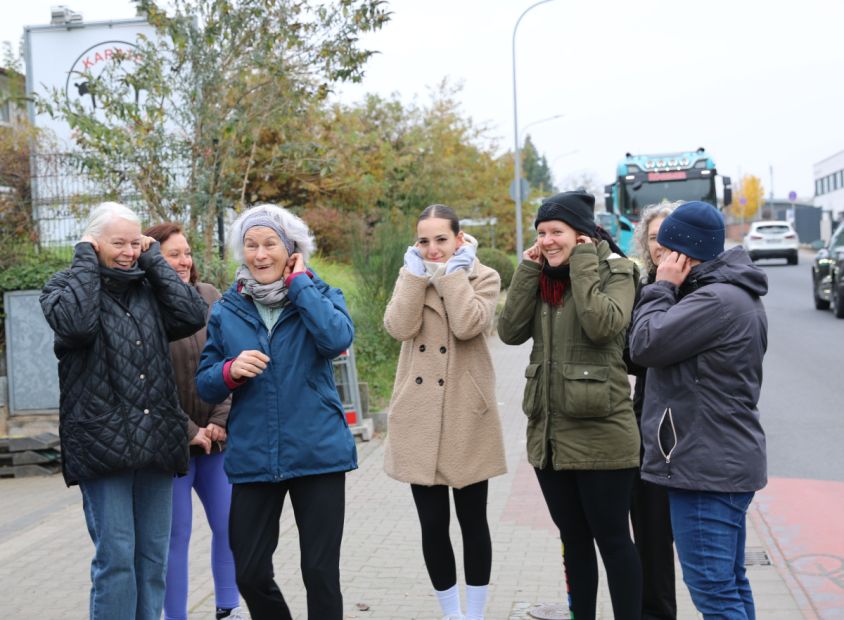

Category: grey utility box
[4, 290, 60, 414]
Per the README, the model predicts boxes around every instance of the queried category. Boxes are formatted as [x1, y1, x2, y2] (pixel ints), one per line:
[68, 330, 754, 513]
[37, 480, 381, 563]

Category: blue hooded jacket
[196, 270, 357, 484]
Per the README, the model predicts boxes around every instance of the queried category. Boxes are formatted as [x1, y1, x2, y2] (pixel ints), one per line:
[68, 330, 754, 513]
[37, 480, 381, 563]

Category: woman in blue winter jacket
[196, 204, 357, 620]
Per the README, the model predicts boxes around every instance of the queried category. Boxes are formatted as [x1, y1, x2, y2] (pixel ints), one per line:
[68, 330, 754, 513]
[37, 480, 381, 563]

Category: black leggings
[534, 465, 642, 620]
[410, 480, 492, 590]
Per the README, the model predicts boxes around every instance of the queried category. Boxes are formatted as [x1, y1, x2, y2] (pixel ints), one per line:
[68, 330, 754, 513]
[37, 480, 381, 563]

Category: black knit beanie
[534, 190, 597, 236]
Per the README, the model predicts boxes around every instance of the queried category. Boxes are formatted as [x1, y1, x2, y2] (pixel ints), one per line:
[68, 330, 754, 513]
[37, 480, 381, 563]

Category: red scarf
[539, 271, 569, 306]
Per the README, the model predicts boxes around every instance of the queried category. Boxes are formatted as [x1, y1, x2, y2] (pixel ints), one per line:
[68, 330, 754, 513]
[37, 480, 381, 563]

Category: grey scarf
[235, 265, 290, 308]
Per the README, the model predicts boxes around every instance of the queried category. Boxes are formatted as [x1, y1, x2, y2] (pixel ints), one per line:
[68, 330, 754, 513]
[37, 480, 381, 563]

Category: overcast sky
[5, 0, 843, 200]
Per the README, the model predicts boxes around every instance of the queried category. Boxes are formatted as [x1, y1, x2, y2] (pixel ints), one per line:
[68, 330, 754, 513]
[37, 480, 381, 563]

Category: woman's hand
[523, 242, 543, 264]
[283, 253, 306, 280]
[230, 349, 270, 380]
[190, 427, 212, 455]
[80, 234, 100, 252]
[205, 423, 227, 443]
[575, 234, 593, 246]
[140, 235, 156, 253]
[656, 251, 692, 286]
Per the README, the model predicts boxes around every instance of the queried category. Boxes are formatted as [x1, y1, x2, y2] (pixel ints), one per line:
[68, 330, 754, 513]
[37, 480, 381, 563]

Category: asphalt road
[754, 249, 844, 482]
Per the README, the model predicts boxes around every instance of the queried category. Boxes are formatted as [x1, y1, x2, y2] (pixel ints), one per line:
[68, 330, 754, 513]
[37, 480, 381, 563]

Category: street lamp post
[512, 0, 556, 258]
[520, 113, 565, 139]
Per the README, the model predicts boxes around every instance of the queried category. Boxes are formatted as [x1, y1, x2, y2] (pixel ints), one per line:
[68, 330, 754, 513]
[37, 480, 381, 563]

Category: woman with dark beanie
[498, 190, 642, 619]
[630, 201, 768, 618]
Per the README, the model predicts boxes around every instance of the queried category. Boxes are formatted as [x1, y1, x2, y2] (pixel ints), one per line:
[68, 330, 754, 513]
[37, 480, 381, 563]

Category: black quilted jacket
[40, 242, 208, 485]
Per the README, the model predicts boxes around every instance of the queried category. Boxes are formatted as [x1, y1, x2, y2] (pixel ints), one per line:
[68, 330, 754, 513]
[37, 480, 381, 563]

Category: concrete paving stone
[0, 335, 809, 619]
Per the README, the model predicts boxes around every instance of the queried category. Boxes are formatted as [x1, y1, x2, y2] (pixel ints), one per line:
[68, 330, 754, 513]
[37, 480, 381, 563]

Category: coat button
[125, 312, 131, 317]
[143, 409, 149, 415]
[415, 377, 423, 384]
[139, 374, 145, 380]
[438, 379, 444, 386]
[583, 371, 589, 376]
[136, 340, 142, 346]
[439, 346, 446, 354]
[419, 345, 426, 352]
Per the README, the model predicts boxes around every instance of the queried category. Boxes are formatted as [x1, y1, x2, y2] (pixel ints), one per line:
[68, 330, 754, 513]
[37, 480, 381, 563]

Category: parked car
[812, 221, 844, 317]
[743, 220, 800, 264]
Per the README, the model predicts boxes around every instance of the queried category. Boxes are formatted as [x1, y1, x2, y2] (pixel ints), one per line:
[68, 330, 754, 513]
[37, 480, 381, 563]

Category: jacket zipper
[222, 295, 292, 481]
[657, 407, 678, 479]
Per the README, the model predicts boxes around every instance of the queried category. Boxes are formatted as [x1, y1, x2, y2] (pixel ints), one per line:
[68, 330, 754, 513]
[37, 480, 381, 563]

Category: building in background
[813, 150, 844, 241]
[23, 6, 156, 247]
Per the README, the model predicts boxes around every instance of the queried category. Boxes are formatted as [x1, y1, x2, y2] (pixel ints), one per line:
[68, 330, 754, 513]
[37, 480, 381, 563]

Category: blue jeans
[668, 489, 756, 620]
[79, 467, 174, 620]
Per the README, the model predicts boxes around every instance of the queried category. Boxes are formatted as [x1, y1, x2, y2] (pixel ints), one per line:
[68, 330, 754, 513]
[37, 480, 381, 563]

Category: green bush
[0, 252, 70, 348]
[477, 247, 515, 289]
[0, 254, 69, 295]
[349, 213, 411, 409]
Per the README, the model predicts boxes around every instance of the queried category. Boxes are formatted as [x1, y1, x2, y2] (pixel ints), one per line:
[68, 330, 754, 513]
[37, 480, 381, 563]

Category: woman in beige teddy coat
[383, 204, 507, 620]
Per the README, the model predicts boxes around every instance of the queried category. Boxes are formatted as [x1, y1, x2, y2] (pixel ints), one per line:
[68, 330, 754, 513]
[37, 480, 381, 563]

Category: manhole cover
[528, 603, 570, 619]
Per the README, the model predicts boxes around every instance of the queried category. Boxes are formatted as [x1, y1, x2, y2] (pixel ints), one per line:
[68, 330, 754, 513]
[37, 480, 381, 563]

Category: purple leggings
[164, 451, 239, 619]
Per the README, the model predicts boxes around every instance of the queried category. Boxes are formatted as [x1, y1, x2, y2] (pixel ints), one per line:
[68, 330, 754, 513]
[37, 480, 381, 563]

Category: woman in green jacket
[497, 190, 642, 620]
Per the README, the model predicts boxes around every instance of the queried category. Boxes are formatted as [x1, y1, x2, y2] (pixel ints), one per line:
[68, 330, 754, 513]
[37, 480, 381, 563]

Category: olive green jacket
[497, 241, 640, 470]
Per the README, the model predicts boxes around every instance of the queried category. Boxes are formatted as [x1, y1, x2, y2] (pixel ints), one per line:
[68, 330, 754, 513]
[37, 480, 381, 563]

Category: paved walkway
[0, 336, 810, 618]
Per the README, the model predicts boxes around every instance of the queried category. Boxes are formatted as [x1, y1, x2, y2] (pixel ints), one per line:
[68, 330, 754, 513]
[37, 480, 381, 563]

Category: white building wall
[813, 150, 844, 238]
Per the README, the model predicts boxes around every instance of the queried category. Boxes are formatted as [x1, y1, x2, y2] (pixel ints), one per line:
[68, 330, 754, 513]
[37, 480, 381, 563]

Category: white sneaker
[218, 607, 245, 620]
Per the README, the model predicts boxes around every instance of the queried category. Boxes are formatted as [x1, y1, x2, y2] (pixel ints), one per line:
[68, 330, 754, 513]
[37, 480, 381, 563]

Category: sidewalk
[0, 336, 809, 619]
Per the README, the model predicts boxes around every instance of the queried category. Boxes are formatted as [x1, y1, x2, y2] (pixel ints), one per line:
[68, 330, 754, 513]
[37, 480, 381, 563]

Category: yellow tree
[733, 174, 765, 220]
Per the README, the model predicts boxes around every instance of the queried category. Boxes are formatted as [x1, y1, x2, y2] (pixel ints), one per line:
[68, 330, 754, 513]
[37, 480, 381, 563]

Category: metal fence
[29, 152, 196, 260]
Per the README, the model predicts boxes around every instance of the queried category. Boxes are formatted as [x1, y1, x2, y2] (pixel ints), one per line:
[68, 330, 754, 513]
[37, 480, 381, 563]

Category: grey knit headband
[241, 213, 295, 254]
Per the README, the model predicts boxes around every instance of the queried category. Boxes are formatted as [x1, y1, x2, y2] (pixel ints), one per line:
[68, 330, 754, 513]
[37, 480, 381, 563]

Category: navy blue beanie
[534, 190, 596, 236]
[656, 201, 725, 261]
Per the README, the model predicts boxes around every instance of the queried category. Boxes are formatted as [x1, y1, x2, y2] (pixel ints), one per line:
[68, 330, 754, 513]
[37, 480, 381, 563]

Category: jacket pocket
[307, 377, 349, 428]
[561, 363, 612, 418]
[71, 406, 133, 475]
[462, 371, 489, 417]
[522, 363, 542, 418]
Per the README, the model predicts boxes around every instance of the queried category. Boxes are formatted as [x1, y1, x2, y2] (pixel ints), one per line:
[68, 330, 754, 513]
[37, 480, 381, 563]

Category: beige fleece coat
[383, 258, 507, 488]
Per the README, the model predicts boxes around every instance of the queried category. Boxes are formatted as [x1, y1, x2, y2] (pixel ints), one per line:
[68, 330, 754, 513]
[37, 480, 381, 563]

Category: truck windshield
[622, 178, 714, 219]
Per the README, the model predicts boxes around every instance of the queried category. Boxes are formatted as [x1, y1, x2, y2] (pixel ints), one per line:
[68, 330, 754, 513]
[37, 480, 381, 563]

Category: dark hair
[143, 222, 198, 284]
[418, 204, 460, 235]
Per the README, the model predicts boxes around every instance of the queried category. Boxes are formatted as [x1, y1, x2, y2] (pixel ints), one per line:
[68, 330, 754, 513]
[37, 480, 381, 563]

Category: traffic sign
[509, 178, 530, 202]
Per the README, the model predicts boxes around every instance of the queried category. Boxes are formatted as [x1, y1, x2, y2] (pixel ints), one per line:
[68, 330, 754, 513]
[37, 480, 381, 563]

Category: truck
[603, 148, 732, 255]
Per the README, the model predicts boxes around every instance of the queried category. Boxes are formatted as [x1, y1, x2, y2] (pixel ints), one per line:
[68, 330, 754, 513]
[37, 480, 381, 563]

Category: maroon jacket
[171, 282, 231, 455]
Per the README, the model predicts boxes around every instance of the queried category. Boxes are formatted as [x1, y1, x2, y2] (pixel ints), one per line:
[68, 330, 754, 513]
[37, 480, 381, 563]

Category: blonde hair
[634, 201, 682, 274]
[228, 204, 316, 262]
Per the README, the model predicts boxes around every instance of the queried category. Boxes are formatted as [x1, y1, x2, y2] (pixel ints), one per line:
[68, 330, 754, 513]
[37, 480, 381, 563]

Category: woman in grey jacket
[629, 201, 768, 619]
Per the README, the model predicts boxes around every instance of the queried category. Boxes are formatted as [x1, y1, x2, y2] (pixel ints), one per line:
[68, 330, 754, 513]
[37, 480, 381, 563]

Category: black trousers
[229, 472, 345, 620]
[631, 470, 677, 620]
[410, 480, 492, 590]
[534, 465, 642, 620]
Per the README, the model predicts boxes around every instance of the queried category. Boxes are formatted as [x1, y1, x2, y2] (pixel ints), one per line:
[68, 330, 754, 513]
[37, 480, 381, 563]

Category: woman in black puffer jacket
[40, 202, 207, 620]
